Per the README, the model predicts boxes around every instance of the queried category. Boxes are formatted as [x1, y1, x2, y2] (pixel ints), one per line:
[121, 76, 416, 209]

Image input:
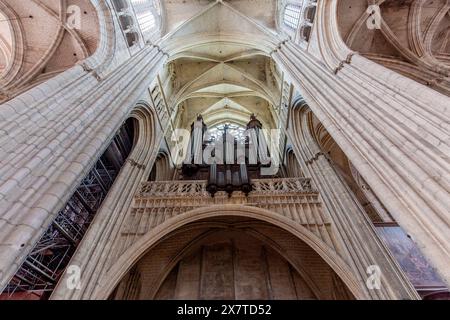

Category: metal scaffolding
[1, 120, 135, 300]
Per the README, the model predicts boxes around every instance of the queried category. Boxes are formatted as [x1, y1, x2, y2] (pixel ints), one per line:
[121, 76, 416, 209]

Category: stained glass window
[131, 0, 157, 34]
[283, 4, 303, 29]
[207, 123, 247, 143]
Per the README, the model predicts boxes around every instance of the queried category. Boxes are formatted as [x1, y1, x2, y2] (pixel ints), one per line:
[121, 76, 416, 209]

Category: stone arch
[285, 147, 304, 178]
[95, 205, 366, 300]
[0, 1, 24, 84]
[125, 222, 329, 300]
[148, 150, 173, 181]
[175, 79, 276, 108]
[336, 0, 450, 96]
[47, 101, 159, 300]
[128, 101, 159, 165]
[0, 0, 117, 103]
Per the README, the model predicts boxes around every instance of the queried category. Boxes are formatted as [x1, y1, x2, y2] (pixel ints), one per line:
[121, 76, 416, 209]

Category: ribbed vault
[0, 11, 13, 76]
[338, 0, 450, 95]
[0, 0, 100, 102]
[156, 1, 284, 134]
[161, 0, 278, 36]
[166, 53, 280, 130]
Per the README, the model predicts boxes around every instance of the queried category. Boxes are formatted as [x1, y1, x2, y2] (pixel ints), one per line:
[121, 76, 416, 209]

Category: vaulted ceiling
[0, 0, 283, 105]
[338, 0, 450, 96]
[162, 0, 278, 35]
[159, 2, 283, 131]
[166, 49, 280, 130]
[0, 0, 99, 102]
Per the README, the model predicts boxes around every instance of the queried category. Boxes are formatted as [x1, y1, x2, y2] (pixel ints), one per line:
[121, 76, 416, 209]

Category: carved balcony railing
[137, 178, 316, 198]
[113, 178, 332, 257]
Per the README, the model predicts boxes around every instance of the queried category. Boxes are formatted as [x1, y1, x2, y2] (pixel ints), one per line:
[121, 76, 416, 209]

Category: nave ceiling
[157, 1, 285, 131]
[162, 0, 278, 35]
[0, 0, 284, 125]
[163, 52, 281, 130]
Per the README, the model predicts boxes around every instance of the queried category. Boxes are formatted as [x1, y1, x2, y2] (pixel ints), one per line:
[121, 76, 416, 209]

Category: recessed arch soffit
[337, 0, 450, 95]
[0, 11, 12, 71]
[0, 0, 99, 100]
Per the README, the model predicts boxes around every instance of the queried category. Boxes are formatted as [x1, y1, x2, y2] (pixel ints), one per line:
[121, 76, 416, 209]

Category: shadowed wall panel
[148, 229, 320, 300]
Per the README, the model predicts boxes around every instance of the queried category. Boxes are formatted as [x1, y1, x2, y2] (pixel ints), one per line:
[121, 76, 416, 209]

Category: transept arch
[120, 225, 327, 299]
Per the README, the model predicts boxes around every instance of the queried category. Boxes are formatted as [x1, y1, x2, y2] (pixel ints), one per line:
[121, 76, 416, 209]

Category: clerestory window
[130, 0, 158, 35]
[283, 3, 303, 30]
[207, 123, 247, 143]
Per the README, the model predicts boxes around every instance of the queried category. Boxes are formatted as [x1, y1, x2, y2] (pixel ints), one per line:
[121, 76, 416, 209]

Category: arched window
[299, 24, 312, 41]
[207, 123, 247, 143]
[283, 3, 303, 29]
[130, 0, 159, 38]
[112, 0, 130, 12]
[152, 0, 161, 16]
[126, 31, 139, 47]
[304, 5, 316, 23]
[119, 14, 135, 31]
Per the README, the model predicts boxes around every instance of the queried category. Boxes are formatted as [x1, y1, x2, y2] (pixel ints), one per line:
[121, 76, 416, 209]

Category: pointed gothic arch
[336, 0, 450, 96]
[0, 0, 119, 103]
[94, 205, 365, 300]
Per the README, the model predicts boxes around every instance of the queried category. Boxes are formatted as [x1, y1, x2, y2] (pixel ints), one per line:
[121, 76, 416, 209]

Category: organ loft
[0, 0, 449, 300]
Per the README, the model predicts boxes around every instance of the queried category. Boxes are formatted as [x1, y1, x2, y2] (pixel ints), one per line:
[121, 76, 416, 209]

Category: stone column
[288, 102, 419, 299]
[0, 45, 168, 291]
[272, 33, 450, 285]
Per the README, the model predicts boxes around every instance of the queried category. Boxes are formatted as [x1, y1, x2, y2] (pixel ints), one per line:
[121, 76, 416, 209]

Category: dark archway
[109, 215, 356, 300]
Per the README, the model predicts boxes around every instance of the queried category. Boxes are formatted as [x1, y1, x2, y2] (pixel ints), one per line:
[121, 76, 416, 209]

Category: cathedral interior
[0, 0, 449, 300]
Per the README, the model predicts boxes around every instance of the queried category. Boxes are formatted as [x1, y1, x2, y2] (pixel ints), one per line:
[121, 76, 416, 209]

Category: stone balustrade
[112, 178, 330, 259]
[137, 178, 316, 198]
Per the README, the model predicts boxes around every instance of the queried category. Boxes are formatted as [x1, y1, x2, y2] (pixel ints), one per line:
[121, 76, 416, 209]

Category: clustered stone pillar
[288, 101, 419, 300]
[0, 44, 168, 291]
[273, 37, 450, 286]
